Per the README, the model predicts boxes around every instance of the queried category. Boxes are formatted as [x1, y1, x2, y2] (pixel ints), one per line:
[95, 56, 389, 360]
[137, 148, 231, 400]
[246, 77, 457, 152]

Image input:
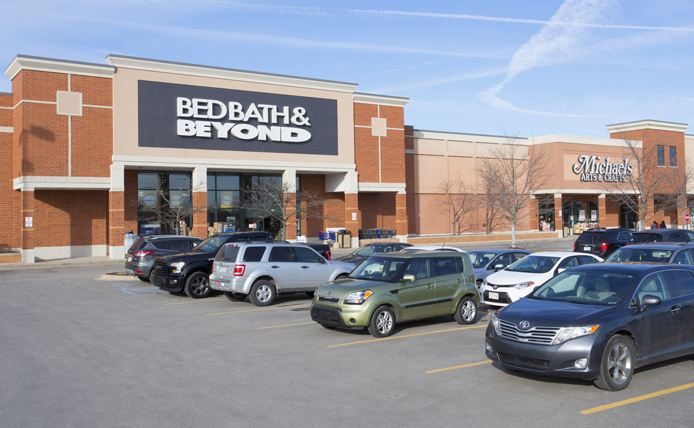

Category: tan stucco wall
[112, 68, 355, 165]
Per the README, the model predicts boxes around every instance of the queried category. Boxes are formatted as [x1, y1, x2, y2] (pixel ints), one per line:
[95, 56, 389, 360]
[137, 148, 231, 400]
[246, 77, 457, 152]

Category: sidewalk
[0, 235, 577, 271]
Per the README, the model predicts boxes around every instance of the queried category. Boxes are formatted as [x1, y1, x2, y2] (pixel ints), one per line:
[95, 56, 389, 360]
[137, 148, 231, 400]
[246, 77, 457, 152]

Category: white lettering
[281, 127, 311, 143]
[196, 121, 212, 137]
[229, 102, 244, 121]
[177, 98, 193, 117]
[257, 125, 281, 141]
[211, 122, 235, 138]
[231, 124, 259, 140]
[272, 106, 290, 125]
[208, 100, 227, 120]
[177, 119, 196, 136]
[244, 103, 263, 122]
[193, 99, 209, 119]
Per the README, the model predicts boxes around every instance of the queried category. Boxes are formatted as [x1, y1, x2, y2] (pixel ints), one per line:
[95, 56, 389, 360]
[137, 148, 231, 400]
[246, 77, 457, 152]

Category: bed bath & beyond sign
[572, 155, 634, 182]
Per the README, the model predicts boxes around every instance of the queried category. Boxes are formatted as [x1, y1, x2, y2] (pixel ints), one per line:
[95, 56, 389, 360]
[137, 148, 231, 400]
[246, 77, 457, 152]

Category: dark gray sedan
[485, 263, 694, 391]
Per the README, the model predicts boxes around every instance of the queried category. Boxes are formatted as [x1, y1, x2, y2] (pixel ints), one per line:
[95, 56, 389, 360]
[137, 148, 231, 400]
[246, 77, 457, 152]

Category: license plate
[127, 256, 132, 262]
[488, 292, 499, 300]
[583, 246, 591, 251]
[217, 266, 226, 273]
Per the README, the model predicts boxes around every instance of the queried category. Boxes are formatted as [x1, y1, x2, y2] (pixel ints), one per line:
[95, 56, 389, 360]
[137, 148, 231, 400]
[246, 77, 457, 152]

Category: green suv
[310, 251, 480, 337]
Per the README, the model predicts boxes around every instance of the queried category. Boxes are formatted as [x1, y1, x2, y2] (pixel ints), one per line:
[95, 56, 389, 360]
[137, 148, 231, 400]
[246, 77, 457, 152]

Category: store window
[657, 145, 665, 166]
[670, 146, 677, 166]
[137, 171, 193, 235]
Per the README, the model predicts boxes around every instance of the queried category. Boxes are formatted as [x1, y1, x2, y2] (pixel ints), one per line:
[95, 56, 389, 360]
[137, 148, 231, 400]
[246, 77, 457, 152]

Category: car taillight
[133, 251, 154, 257]
[234, 265, 246, 276]
[211, 263, 214, 273]
[326, 250, 331, 261]
[573, 242, 577, 251]
[601, 242, 609, 252]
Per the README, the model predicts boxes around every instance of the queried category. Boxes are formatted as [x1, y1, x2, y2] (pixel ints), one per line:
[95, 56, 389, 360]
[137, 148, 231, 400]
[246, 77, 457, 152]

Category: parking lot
[1, 260, 694, 428]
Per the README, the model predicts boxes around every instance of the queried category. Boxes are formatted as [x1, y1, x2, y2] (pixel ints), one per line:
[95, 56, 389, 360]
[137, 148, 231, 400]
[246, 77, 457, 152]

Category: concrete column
[345, 193, 360, 240]
[21, 190, 35, 263]
[396, 192, 408, 237]
[109, 164, 125, 259]
[554, 193, 562, 233]
[192, 166, 208, 238]
[598, 194, 607, 228]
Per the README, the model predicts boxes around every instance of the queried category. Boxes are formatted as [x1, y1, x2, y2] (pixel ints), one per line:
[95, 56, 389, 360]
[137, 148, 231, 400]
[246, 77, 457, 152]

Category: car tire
[184, 272, 211, 299]
[367, 306, 396, 338]
[224, 292, 247, 302]
[454, 296, 478, 325]
[137, 275, 149, 283]
[594, 334, 635, 391]
[148, 270, 156, 284]
[249, 280, 276, 307]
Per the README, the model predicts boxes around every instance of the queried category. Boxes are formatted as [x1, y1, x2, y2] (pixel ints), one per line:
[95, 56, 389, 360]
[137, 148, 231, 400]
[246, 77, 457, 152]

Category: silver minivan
[209, 242, 354, 306]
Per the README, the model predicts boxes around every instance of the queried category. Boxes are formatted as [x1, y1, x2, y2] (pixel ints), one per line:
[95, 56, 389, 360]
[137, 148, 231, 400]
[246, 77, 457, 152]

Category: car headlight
[344, 290, 373, 305]
[171, 262, 185, 274]
[482, 278, 488, 287]
[491, 310, 502, 336]
[552, 325, 599, 345]
[513, 281, 534, 290]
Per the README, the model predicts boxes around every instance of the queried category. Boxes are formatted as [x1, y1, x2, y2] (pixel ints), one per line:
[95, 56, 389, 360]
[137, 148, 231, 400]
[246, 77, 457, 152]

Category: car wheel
[224, 292, 247, 302]
[368, 306, 395, 338]
[249, 280, 276, 307]
[184, 272, 211, 299]
[594, 334, 635, 391]
[148, 270, 156, 284]
[454, 296, 478, 325]
[137, 275, 150, 283]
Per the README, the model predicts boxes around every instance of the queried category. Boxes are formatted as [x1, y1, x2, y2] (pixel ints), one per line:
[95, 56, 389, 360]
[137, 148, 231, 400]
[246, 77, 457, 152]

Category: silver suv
[209, 242, 354, 306]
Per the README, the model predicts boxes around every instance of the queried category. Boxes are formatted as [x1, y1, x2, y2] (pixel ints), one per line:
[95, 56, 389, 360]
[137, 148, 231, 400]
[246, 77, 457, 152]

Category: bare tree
[137, 176, 208, 235]
[434, 174, 475, 234]
[664, 153, 694, 229]
[479, 134, 551, 248]
[241, 178, 337, 241]
[598, 129, 678, 230]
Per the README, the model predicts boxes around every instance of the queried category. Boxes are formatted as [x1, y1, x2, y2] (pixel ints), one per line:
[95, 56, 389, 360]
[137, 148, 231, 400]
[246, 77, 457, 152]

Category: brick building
[1, 54, 692, 262]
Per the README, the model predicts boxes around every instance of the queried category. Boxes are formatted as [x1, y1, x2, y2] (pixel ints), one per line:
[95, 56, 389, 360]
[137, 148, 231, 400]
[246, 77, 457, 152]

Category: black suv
[151, 232, 273, 298]
[125, 235, 203, 282]
[573, 228, 632, 258]
[629, 229, 694, 244]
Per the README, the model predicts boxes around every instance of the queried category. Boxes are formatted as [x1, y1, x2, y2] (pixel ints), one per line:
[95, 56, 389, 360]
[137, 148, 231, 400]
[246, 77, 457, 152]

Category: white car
[403, 245, 466, 252]
[479, 251, 603, 307]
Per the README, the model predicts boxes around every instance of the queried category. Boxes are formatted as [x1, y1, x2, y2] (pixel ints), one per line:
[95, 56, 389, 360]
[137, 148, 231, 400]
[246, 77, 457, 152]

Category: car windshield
[605, 248, 673, 263]
[505, 256, 560, 273]
[468, 251, 498, 268]
[351, 246, 376, 257]
[350, 256, 406, 282]
[531, 270, 635, 306]
[193, 236, 229, 253]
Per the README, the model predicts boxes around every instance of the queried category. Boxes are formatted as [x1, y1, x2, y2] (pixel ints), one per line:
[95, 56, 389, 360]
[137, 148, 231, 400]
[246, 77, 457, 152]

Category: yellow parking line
[581, 382, 694, 415]
[205, 304, 310, 316]
[427, 360, 492, 374]
[164, 299, 227, 305]
[257, 321, 315, 330]
[327, 324, 486, 348]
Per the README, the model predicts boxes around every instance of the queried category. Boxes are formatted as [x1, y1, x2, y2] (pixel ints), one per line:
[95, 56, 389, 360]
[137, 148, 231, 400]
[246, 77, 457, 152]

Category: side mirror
[555, 268, 566, 276]
[319, 257, 326, 264]
[641, 295, 662, 307]
[494, 264, 505, 272]
[402, 274, 415, 282]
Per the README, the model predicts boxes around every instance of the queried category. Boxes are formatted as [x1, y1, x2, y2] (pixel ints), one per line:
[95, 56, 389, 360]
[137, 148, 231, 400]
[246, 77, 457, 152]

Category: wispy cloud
[345, 8, 694, 32]
[375, 67, 506, 93]
[477, 0, 620, 116]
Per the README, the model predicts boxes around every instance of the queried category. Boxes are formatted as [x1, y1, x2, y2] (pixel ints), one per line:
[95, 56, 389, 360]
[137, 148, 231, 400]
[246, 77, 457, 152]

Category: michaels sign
[138, 81, 338, 155]
[572, 155, 634, 182]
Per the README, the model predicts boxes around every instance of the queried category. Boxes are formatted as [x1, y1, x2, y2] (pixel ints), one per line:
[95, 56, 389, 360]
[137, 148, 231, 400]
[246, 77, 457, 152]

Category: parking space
[1, 264, 694, 427]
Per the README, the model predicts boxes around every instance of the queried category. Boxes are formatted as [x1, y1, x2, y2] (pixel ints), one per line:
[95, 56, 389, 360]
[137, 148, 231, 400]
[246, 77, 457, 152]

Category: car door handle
[671, 306, 681, 314]
[271, 265, 279, 269]
[427, 284, 433, 289]
[301, 265, 310, 269]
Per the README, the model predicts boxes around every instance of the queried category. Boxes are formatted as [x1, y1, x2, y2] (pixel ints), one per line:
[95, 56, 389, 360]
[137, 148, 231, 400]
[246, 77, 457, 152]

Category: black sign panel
[138, 80, 338, 155]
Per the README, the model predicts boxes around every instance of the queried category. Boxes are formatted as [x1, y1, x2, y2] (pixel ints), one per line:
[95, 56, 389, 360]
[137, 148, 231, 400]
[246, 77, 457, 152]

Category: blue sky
[2, 0, 693, 138]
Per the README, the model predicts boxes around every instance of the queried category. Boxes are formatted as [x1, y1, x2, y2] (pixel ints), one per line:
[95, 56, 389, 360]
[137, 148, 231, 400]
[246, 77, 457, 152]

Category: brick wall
[33, 190, 108, 247]
[354, 103, 406, 184]
[124, 169, 139, 234]
[0, 93, 15, 248]
[300, 174, 346, 237]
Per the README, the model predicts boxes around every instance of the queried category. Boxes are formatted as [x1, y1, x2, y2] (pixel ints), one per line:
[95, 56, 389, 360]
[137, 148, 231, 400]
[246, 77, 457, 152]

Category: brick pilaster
[396, 193, 408, 236]
[109, 191, 124, 257]
[192, 191, 208, 238]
